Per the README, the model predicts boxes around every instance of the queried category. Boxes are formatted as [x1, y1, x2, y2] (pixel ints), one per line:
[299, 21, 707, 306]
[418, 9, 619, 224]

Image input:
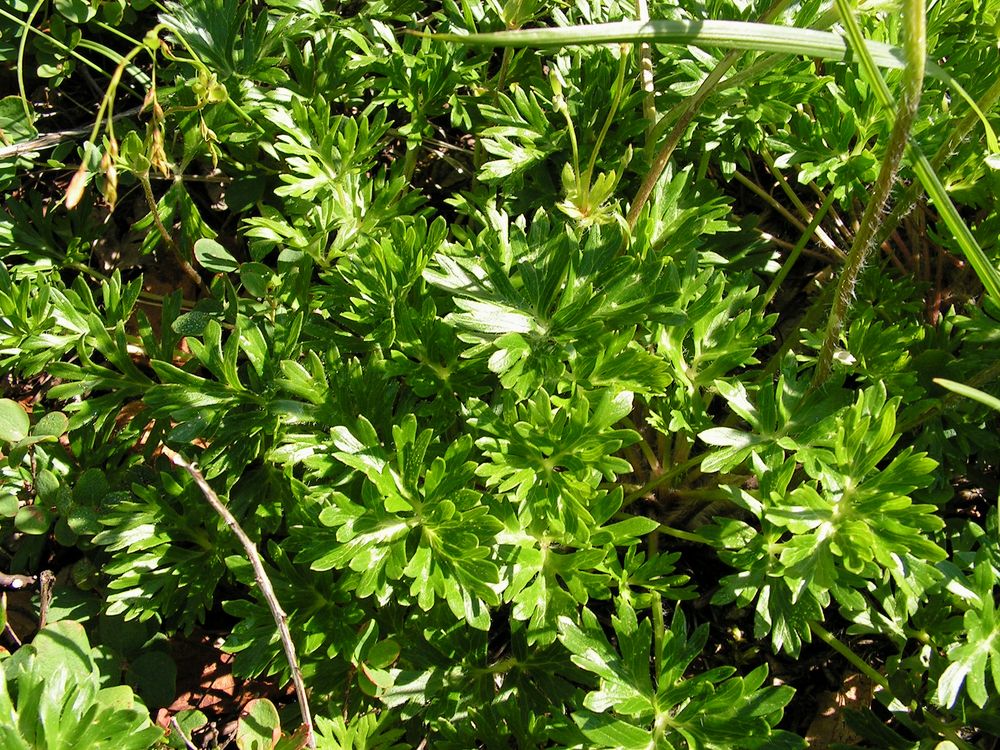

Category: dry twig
[161, 446, 317, 750]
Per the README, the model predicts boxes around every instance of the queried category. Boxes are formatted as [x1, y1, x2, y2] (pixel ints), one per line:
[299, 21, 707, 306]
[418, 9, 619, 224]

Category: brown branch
[0, 572, 36, 590]
[161, 447, 316, 750]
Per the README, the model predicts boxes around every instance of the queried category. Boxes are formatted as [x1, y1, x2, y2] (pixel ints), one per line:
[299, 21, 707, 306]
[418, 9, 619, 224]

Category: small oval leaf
[0, 399, 30, 443]
[195, 238, 240, 273]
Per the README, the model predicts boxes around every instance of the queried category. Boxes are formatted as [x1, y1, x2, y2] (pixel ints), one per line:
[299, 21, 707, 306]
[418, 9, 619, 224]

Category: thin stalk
[623, 455, 703, 506]
[809, 620, 889, 690]
[0, 5, 145, 99]
[651, 591, 665, 680]
[897, 360, 1000, 432]
[658, 523, 712, 544]
[760, 148, 840, 252]
[764, 189, 838, 306]
[94, 21, 144, 48]
[873, 73, 1000, 251]
[77, 39, 151, 90]
[170, 717, 199, 750]
[808, 621, 976, 750]
[583, 48, 628, 189]
[635, 0, 657, 149]
[625, 58, 734, 232]
[137, 173, 209, 296]
[625, 418, 660, 471]
[732, 170, 811, 237]
[556, 105, 582, 196]
[163, 448, 316, 750]
[82, 42, 152, 163]
[813, 0, 925, 387]
[495, 48, 514, 93]
[624, 0, 791, 232]
[16, 0, 47, 122]
[833, 1, 1000, 300]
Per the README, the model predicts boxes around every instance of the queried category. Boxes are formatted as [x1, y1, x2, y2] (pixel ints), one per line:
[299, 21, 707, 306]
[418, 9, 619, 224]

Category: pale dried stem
[162, 447, 316, 750]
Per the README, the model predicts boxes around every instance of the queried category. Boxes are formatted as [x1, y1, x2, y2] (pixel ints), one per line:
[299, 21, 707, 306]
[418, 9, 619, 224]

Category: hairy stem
[813, 0, 925, 386]
[873, 73, 1000, 251]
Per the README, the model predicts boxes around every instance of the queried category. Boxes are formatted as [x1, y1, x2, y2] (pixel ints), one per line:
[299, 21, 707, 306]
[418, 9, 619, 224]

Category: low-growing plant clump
[0, 0, 998, 748]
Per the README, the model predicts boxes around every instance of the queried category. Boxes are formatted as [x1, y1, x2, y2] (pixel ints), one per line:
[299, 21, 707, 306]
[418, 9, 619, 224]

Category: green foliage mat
[0, 0, 999, 747]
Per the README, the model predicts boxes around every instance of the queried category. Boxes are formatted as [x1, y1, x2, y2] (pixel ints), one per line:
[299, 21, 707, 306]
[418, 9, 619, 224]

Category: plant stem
[137, 173, 210, 296]
[170, 717, 199, 750]
[764, 188, 838, 306]
[624, 0, 790, 233]
[732, 170, 812, 239]
[813, 0, 925, 387]
[623, 455, 703, 506]
[873, 73, 1000, 251]
[761, 148, 840, 253]
[809, 620, 889, 690]
[163, 448, 317, 750]
[658, 523, 711, 544]
[809, 620, 976, 750]
[584, 48, 628, 189]
[634, 0, 657, 150]
[651, 591, 665, 680]
[16, 0, 47, 122]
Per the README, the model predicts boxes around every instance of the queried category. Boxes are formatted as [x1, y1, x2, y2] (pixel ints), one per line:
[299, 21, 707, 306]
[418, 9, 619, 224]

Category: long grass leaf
[933, 379, 1000, 412]
[423, 20, 997, 152]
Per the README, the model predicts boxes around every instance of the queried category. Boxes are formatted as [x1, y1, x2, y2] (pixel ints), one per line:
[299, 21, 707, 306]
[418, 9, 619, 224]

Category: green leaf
[0, 399, 30, 443]
[195, 238, 240, 273]
[167, 710, 208, 750]
[0, 494, 19, 518]
[14, 505, 51, 535]
[425, 20, 952, 84]
[54, 0, 97, 23]
[236, 698, 280, 750]
[934, 378, 1000, 412]
[935, 563, 1000, 708]
[572, 711, 653, 749]
[32, 411, 68, 438]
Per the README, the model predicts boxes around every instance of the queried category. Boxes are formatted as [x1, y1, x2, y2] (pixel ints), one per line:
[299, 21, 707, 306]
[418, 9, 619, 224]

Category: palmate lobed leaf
[558, 602, 802, 748]
[935, 561, 1000, 709]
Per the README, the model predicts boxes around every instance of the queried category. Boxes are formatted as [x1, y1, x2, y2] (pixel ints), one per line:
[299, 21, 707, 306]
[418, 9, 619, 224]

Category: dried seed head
[65, 164, 88, 209]
[150, 126, 169, 178]
[100, 150, 118, 209]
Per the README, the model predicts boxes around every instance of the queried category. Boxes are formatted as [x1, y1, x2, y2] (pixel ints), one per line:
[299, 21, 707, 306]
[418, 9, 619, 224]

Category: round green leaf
[53, 0, 97, 23]
[14, 504, 51, 535]
[54, 516, 79, 546]
[0, 398, 30, 443]
[239, 262, 272, 297]
[67, 505, 100, 535]
[0, 494, 19, 517]
[366, 638, 400, 669]
[236, 698, 280, 750]
[35, 468, 61, 503]
[128, 651, 177, 708]
[74, 468, 109, 507]
[33, 411, 68, 438]
[171, 310, 213, 336]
